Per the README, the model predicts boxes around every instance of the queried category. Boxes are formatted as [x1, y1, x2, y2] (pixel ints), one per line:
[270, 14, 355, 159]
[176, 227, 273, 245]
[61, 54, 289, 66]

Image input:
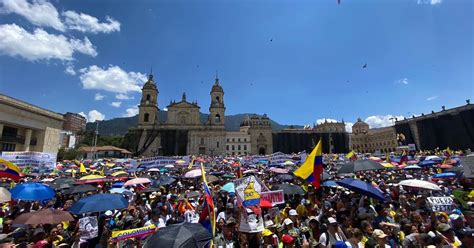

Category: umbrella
[80, 175, 105, 180]
[260, 199, 273, 208]
[186, 191, 200, 198]
[139, 187, 161, 193]
[124, 178, 152, 186]
[64, 184, 97, 194]
[175, 160, 186, 165]
[69, 194, 129, 214]
[110, 188, 133, 195]
[184, 169, 202, 178]
[445, 166, 464, 173]
[222, 173, 236, 179]
[381, 163, 395, 168]
[272, 184, 305, 195]
[433, 172, 456, 179]
[338, 160, 385, 174]
[47, 182, 72, 190]
[201, 175, 219, 184]
[154, 176, 176, 186]
[0, 187, 11, 203]
[148, 168, 160, 172]
[13, 208, 74, 225]
[274, 174, 294, 182]
[322, 180, 338, 188]
[437, 164, 453, 169]
[112, 182, 125, 188]
[404, 165, 422, 170]
[419, 160, 437, 167]
[336, 178, 386, 202]
[221, 182, 235, 193]
[269, 168, 288, 174]
[10, 183, 55, 201]
[145, 222, 212, 248]
[54, 178, 76, 185]
[399, 179, 441, 191]
[111, 171, 129, 177]
[322, 172, 331, 181]
[164, 164, 175, 168]
[425, 156, 443, 161]
[282, 161, 295, 166]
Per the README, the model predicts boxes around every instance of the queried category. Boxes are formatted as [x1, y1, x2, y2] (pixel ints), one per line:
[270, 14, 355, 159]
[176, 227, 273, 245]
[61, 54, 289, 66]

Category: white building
[225, 131, 251, 155]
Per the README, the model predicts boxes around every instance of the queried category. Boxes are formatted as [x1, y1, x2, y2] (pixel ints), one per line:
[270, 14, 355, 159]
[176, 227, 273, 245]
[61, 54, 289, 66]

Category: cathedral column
[24, 129, 32, 151]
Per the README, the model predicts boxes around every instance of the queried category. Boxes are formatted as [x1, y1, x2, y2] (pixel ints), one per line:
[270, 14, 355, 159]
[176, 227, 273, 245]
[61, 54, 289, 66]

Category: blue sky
[0, 0, 472, 131]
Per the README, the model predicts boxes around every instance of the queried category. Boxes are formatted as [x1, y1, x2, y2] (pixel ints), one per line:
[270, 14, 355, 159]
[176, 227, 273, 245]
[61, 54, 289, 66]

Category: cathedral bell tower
[138, 74, 159, 128]
[209, 74, 225, 126]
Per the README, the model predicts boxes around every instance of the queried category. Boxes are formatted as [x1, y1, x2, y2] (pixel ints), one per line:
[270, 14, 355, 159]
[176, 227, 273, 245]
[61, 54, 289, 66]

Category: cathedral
[125, 73, 229, 156]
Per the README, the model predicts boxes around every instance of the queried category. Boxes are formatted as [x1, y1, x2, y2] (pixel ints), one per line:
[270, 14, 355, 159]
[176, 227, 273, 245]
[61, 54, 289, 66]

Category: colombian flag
[294, 139, 323, 188]
[400, 150, 408, 165]
[345, 151, 357, 161]
[200, 163, 215, 237]
[0, 158, 21, 182]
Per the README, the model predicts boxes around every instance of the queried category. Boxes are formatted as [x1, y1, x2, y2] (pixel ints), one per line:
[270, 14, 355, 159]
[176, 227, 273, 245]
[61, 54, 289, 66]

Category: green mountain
[86, 111, 302, 136]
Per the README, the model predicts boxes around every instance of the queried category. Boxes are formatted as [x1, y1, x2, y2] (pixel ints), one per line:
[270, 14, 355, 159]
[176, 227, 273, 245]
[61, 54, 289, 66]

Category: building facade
[350, 118, 397, 153]
[225, 131, 251, 155]
[79, 146, 132, 159]
[394, 102, 474, 151]
[239, 115, 273, 155]
[0, 94, 64, 155]
[61, 112, 87, 149]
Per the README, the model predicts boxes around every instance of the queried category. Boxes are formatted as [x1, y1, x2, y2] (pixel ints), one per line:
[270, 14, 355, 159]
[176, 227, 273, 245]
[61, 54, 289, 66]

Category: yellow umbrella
[106, 163, 115, 167]
[381, 162, 394, 168]
[175, 160, 186, 165]
[65, 169, 76, 173]
[80, 175, 105, 180]
[111, 171, 128, 177]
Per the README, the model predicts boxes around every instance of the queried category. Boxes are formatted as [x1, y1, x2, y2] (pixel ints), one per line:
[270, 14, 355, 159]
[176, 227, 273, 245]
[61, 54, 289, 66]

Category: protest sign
[139, 156, 179, 168]
[1, 151, 56, 169]
[111, 225, 156, 242]
[426, 197, 454, 212]
[79, 216, 98, 240]
[261, 190, 285, 205]
[234, 176, 262, 207]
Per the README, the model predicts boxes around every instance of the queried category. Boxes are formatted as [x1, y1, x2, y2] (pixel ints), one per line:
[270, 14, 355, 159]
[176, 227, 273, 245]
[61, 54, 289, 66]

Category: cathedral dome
[211, 77, 224, 92]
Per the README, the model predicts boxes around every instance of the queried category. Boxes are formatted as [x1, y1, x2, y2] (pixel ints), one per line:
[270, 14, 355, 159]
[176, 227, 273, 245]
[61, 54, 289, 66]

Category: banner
[234, 176, 262, 208]
[427, 197, 454, 212]
[139, 156, 180, 168]
[408, 144, 416, 151]
[269, 152, 294, 165]
[111, 225, 156, 242]
[79, 216, 98, 240]
[261, 190, 285, 205]
[1, 151, 56, 169]
[460, 156, 474, 179]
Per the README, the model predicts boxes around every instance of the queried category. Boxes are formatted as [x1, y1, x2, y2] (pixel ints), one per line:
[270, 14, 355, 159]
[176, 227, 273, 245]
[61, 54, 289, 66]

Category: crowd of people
[0, 152, 472, 248]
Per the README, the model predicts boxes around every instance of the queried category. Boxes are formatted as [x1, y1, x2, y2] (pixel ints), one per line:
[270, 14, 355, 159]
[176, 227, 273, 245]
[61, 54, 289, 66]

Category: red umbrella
[260, 199, 273, 209]
[13, 209, 74, 225]
[438, 164, 453, 169]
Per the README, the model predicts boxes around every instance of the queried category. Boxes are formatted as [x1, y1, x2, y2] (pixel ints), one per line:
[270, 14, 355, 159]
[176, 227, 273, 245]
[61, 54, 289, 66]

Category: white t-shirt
[318, 232, 343, 247]
[184, 210, 200, 223]
[145, 215, 169, 228]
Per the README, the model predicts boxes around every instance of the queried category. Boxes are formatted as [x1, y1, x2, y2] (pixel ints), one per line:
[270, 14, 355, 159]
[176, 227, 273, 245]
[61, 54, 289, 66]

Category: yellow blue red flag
[294, 139, 323, 188]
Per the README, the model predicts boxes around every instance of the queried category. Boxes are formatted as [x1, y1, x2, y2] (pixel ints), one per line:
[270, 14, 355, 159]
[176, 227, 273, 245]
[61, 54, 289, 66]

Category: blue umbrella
[322, 180, 338, 188]
[336, 178, 386, 202]
[69, 194, 128, 214]
[221, 182, 235, 193]
[433, 172, 456, 178]
[10, 183, 55, 201]
[112, 182, 125, 188]
[109, 188, 132, 195]
[404, 165, 422, 170]
[419, 160, 437, 167]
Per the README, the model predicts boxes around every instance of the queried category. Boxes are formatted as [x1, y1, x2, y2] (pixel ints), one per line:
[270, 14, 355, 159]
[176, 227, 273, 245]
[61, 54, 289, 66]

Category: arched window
[144, 113, 149, 122]
[146, 94, 151, 101]
[215, 114, 221, 123]
[201, 138, 204, 145]
[216, 96, 220, 103]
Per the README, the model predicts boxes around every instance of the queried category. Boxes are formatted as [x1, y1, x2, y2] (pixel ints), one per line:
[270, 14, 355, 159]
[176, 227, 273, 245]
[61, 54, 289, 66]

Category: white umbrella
[184, 169, 202, 178]
[399, 179, 441, 191]
[164, 164, 175, 168]
[148, 168, 160, 172]
[425, 155, 442, 161]
[0, 187, 11, 203]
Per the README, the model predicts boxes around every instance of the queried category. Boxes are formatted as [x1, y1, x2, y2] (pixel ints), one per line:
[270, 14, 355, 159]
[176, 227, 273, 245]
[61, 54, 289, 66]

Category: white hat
[264, 220, 275, 228]
[105, 210, 113, 216]
[327, 217, 337, 224]
[289, 209, 298, 216]
[283, 218, 293, 226]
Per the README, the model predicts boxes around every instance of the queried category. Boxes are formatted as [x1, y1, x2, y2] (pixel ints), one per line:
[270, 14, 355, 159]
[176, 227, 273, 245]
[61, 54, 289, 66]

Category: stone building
[0, 94, 63, 155]
[225, 131, 251, 155]
[126, 74, 227, 156]
[350, 118, 397, 153]
[238, 115, 273, 155]
[61, 112, 87, 148]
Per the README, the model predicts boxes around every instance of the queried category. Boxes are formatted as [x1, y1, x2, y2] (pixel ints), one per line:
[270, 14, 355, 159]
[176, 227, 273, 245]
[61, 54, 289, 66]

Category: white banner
[79, 216, 98, 240]
[1, 151, 56, 168]
[139, 156, 180, 168]
[234, 176, 262, 208]
[427, 197, 454, 212]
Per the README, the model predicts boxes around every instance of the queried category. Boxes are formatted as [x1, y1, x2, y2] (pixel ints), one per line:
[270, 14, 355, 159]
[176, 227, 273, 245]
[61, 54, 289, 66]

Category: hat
[289, 209, 298, 216]
[449, 214, 461, 220]
[437, 223, 452, 232]
[300, 226, 310, 233]
[281, 234, 294, 244]
[328, 217, 338, 224]
[308, 216, 319, 223]
[262, 229, 273, 237]
[373, 229, 388, 239]
[283, 218, 293, 226]
[226, 203, 234, 209]
[264, 220, 275, 228]
[105, 210, 113, 216]
[226, 217, 237, 226]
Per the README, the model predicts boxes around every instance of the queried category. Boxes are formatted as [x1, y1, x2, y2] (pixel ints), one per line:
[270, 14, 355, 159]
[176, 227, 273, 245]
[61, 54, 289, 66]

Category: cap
[289, 209, 298, 216]
[281, 234, 295, 244]
[262, 229, 273, 237]
[283, 218, 293, 226]
[226, 217, 237, 226]
[372, 229, 388, 239]
[105, 210, 113, 216]
[437, 223, 452, 232]
[328, 217, 338, 224]
[264, 220, 275, 228]
[308, 216, 318, 223]
[449, 214, 461, 220]
[226, 203, 234, 209]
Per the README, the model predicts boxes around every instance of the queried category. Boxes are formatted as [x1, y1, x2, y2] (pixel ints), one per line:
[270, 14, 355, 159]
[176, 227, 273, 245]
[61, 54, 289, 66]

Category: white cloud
[115, 93, 134, 100]
[316, 118, 338, 124]
[65, 64, 76, 75]
[364, 115, 404, 128]
[78, 111, 87, 120]
[163, 107, 168, 111]
[417, 0, 442, 5]
[110, 101, 121, 108]
[345, 122, 353, 133]
[79, 65, 147, 94]
[123, 105, 139, 117]
[87, 109, 105, 122]
[63, 10, 120, 33]
[426, 95, 438, 101]
[94, 93, 105, 101]
[395, 78, 409, 85]
[0, 24, 97, 61]
[0, 0, 65, 31]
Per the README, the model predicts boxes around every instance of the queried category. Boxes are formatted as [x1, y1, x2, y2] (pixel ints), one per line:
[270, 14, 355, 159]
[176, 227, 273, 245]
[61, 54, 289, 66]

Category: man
[217, 203, 235, 223]
[214, 217, 239, 248]
[372, 229, 390, 248]
[318, 217, 345, 248]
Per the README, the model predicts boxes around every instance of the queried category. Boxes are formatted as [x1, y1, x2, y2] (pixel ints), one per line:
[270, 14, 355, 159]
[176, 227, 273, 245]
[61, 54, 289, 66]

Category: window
[244, 145, 247, 150]
[144, 113, 149, 122]
[227, 139, 229, 142]
[232, 145, 235, 150]
[146, 94, 151, 101]
[200, 138, 204, 145]
[238, 145, 241, 150]
[238, 138, 240, 142]
[232, 138, 235, 142]
[226, 145, 229, 150]
[216, 96, 220, 103]
[244, 138, 246, 142]
[217, 141, 219, 147]
[215, 114, 221, 123]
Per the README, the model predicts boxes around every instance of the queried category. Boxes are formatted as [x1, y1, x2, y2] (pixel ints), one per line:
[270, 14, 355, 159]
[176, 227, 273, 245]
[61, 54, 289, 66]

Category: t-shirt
[318, 232, 343, 247]
[184, 210, 200, 223]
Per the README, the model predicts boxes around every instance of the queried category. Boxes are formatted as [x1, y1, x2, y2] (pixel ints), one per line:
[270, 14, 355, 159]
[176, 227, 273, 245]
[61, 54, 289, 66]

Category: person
[262, 228, 276, 248]
[372, 229, 391, 248]
[281, 234, 296, 248]
[345, 228, 363, 248]
[214, 217, 239, 248]
[217, 203, 235, 223]
[318, 217, 346, 248]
